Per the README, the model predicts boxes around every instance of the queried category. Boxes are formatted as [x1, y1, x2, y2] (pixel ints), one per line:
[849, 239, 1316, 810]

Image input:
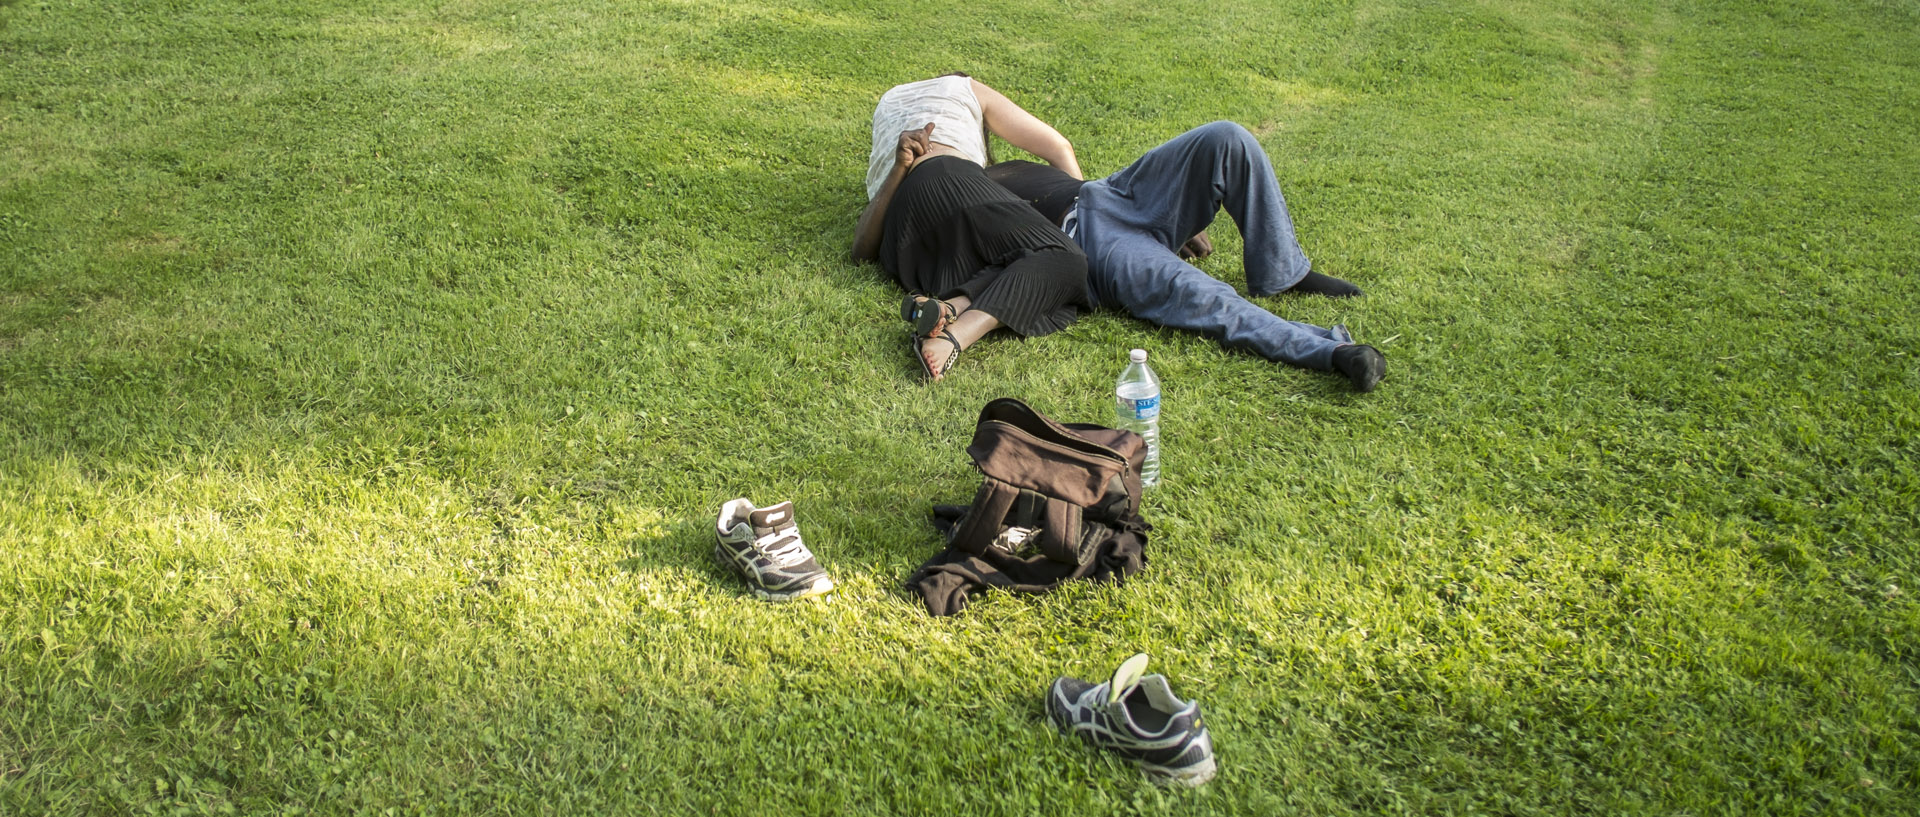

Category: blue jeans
[1074, 122, 1348, 370]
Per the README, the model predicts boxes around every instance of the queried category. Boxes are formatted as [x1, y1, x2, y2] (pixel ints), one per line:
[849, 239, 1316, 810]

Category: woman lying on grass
[852, 73, 1089, 382]
[854, 74, 1386, 390]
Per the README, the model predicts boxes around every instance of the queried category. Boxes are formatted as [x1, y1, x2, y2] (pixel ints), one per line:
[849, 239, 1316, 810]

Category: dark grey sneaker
[1047, 654, 1217, 786]
[713, 498, 834, 601]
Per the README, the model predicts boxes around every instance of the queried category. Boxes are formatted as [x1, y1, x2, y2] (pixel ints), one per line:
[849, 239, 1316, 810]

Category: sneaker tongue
[748, 501, 795, 536]
[1109, 653, 1151, 704]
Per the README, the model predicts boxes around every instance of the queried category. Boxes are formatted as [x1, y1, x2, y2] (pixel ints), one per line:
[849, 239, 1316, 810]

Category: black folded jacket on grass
[906, 504, 1148, 616]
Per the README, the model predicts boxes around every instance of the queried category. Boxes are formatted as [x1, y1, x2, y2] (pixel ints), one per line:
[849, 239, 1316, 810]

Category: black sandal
[912, 330, 966, 382]
[900, 293, 959, 338]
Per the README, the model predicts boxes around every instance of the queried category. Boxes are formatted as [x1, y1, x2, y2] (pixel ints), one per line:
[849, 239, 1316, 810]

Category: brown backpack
[948, 397, 1149, 565]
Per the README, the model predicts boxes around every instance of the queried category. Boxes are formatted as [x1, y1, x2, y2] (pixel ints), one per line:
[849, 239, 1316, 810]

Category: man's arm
[852, 124, 934, 263]
[852, 164, 906, 262]
[971, 80, 1082, 180]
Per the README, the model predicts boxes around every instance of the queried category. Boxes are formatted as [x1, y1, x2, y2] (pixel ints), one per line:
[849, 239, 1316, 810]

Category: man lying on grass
[854, 74, 1387, 392]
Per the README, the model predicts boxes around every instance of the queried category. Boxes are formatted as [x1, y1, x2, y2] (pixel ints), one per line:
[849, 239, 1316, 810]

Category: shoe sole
[714, 542, 835, 602]
[1092, 724, 1216, 787]
[750, 575, 835, 602]
[1048, 679, 1216, 787]
[1057, 722, 1218, 787]
[1138, 753, 1217, 787]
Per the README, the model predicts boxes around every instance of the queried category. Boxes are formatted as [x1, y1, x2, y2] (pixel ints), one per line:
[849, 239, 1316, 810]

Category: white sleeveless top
[866, 76, 988, 200]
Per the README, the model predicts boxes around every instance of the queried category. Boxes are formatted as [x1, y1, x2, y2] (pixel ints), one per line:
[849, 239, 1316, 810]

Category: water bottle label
[1129, 395, 1159, 420]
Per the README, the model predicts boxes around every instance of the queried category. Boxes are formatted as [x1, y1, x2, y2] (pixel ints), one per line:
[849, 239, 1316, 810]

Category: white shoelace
[758, 531, 812, 566]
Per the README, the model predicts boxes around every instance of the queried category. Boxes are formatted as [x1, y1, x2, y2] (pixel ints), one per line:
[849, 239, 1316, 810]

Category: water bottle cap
[1129, 348, 1147, 363]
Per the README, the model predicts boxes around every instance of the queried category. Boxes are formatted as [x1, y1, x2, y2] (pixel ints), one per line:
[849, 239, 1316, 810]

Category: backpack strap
[1037, 497, 1083, 564]
[951, 480, 1091, 565]
[950, 478, 1019, 557]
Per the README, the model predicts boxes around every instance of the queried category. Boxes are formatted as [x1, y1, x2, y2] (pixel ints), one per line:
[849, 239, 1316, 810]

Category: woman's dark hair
[940, 71, 996, 166]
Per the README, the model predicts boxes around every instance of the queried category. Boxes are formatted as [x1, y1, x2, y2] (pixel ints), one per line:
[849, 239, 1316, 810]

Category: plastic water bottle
[1114, 348, 1161, 487]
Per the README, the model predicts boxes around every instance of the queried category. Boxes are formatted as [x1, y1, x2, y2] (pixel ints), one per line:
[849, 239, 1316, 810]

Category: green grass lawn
[3, 0, 1917, 813]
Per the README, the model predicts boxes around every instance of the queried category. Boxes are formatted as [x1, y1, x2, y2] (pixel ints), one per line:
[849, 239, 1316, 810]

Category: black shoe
[1331, 344, 1385, 392]
[1280, 270, 1363, 298]
[1047, 654, 1217, 787]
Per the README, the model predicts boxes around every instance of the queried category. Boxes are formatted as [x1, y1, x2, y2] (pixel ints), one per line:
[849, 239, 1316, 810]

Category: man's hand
[895, 123, 935, 171]
[1178, 230, 1214, 260]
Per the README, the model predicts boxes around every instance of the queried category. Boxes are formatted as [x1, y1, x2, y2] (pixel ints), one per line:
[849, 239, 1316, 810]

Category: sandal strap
[905, 295, 960, 338]
[932, 330, 963, 374]
[936, 328, 966, 354]
[902, 293, 955, 320]
[916, 329, 965, 380]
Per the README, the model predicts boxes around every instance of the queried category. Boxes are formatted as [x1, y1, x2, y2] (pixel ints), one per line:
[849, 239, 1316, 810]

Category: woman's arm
[972, 79, 1082, 180]
[852, 163, 907, 262]
[852, 124, 935, 262]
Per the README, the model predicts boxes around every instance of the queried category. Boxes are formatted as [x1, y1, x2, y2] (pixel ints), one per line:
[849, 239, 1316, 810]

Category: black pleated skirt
[880, 156, 1087, 338]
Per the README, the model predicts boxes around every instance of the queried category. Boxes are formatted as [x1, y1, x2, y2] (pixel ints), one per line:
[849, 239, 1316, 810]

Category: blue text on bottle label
[1130, 395, 1159, 420]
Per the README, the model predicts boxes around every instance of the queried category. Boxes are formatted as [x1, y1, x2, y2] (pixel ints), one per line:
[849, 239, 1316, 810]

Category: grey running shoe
[713, 498, 834, 601]
[1047, 654, 1217, 786]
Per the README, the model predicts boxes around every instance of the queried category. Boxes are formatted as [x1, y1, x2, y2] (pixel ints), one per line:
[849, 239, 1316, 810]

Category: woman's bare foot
[919, 332, 959, 381]
[913, 308, 993, 383]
